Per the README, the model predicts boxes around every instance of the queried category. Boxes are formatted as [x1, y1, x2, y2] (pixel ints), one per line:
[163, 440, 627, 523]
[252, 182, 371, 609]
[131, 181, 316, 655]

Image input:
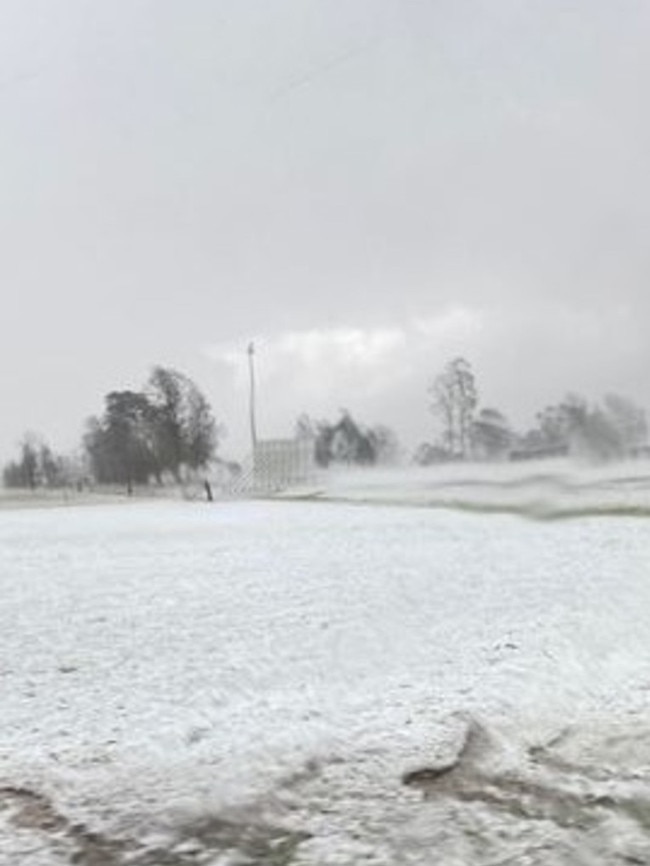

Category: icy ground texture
[2, 498, 650, 863]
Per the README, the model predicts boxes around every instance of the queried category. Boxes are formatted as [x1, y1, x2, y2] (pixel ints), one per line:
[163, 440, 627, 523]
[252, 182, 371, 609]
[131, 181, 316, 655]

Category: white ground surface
[2, 481, 650, 863]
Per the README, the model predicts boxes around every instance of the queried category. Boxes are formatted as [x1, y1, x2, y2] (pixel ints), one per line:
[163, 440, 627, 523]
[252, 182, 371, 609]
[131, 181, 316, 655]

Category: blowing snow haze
[2, 0, 649, 461]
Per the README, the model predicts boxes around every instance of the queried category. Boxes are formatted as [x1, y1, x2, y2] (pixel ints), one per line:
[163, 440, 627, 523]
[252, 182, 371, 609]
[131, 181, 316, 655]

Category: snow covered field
[2, 481, 650, 863]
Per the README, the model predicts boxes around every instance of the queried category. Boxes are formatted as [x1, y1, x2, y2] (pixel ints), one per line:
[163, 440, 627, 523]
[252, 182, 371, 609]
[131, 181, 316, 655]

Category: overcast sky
[2, 0, 649, 461]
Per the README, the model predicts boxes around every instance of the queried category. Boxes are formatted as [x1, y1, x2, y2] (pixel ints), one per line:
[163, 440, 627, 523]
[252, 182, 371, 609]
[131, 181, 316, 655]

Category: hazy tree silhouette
[83, 367, 219, 490]
[429, 357, 478, 458]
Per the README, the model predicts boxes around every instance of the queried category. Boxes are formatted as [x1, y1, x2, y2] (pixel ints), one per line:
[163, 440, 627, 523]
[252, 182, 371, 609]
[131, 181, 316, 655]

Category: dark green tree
[84, 391, 158, 492]
[146, 366, 218, 479]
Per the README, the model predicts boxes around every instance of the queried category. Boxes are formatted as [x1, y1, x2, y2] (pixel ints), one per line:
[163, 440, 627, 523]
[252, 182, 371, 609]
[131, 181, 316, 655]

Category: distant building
[252, 438, 315, 491]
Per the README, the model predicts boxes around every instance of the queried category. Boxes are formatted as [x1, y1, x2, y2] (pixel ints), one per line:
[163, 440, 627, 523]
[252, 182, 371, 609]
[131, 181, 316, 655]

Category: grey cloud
[1, 0, 649, 459]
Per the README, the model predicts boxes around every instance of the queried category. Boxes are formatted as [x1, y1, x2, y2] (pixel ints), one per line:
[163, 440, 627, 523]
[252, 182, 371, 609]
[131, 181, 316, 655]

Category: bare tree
[3, 433, 69, 490]
[429, 357, 478, 459]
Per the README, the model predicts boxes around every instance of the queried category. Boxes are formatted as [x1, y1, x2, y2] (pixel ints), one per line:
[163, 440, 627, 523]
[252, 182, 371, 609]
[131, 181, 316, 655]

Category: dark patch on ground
[403, 717, 650, 836]
[0, 784, 310, 865]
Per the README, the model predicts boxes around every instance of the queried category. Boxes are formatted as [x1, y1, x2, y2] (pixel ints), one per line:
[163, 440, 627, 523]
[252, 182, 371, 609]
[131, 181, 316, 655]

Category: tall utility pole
[247, 341, 258, 452]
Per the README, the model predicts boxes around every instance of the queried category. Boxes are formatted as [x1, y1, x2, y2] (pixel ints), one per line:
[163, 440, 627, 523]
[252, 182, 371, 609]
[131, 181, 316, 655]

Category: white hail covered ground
[2, 487, 650, 863]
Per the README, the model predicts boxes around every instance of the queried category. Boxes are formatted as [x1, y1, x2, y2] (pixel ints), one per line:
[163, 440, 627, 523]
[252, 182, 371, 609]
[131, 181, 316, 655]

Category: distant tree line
[416, 357, 649, 465]
[4, 356, 649, 491]
[2, 433, 72, 490]
[3, 366, 220, 493]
